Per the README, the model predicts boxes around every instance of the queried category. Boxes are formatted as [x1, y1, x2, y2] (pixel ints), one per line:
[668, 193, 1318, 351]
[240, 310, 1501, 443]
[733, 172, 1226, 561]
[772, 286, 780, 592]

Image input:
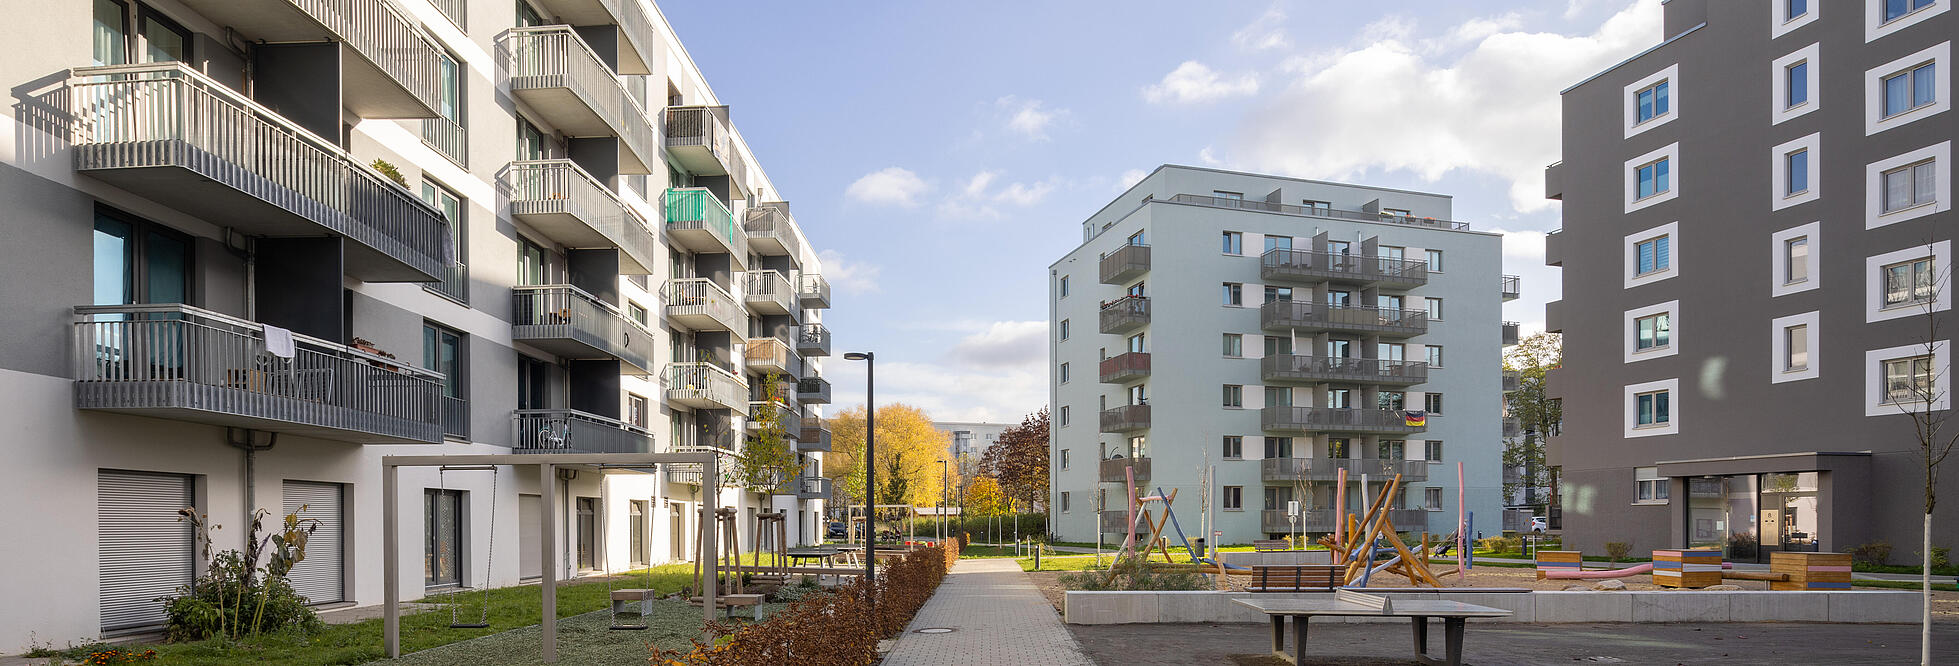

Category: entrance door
[575, 497, 597, 571]
[282, 481, 345, 604]
[98, 471, 194, 632]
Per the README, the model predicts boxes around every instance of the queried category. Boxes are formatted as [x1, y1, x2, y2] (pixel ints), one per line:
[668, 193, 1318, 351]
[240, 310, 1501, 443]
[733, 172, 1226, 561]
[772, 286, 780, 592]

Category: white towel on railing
[264, 325, 296, 359]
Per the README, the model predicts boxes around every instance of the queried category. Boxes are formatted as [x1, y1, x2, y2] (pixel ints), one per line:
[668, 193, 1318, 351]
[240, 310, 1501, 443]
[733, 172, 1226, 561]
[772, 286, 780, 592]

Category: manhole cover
[913, 628, 955, 634]
[1579, 658, 1626, 663]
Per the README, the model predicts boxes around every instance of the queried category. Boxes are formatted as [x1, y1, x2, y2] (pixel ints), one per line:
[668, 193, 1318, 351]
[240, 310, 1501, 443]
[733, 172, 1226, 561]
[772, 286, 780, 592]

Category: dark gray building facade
[1546, 0, 1957, 561]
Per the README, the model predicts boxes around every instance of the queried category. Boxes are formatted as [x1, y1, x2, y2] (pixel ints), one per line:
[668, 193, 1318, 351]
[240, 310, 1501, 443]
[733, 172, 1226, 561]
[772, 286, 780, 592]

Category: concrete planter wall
[1063, 590, 1920, 625]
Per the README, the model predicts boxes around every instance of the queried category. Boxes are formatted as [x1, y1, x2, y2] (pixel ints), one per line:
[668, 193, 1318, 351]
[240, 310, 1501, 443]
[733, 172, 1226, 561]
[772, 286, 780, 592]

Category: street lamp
[844, 351, 874, 581]
[937, 459, 950, 541]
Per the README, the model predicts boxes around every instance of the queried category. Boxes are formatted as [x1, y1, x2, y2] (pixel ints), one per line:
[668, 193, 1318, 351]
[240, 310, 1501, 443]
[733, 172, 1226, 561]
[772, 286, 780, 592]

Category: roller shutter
[282, 481, 345, 604]
[98, 471, 194, 633]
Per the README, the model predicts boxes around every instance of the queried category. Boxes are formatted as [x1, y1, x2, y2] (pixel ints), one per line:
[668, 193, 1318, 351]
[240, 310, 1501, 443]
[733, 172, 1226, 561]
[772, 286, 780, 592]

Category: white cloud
[1218, 0, 1663, 212]
[1143, 61, 1260, 104]
[962, 170, 998, 198]
[996, 95, 1065, 141]
[993, 180, 1054, 206]
[844, 167, 929, 207]
[1231, 5, 1290, 51]
[1117, 168, 1149, 191]
[816, 249, 882, 294]
[948, 321, 1048, 368]
[937, 170, 1057, 218]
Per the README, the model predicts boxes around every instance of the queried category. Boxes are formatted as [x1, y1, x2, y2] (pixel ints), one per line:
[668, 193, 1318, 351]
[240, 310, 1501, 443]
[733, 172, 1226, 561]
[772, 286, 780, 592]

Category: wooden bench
[688, 592, 768, 620]
[1235, 590, 1513, 666]
[1247, 564, 1343, 592]
[1253, 539, 1290, 552]
[610, 588, 657, 616]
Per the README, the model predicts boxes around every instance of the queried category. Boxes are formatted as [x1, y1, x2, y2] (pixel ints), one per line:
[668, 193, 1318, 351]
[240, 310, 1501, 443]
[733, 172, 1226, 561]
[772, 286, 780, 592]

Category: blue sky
[658, 0, 1665, 421]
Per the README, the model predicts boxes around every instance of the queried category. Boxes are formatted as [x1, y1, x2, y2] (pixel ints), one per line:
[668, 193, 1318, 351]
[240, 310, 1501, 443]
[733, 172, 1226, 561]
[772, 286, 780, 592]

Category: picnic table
[1234, 590, 1511, 666]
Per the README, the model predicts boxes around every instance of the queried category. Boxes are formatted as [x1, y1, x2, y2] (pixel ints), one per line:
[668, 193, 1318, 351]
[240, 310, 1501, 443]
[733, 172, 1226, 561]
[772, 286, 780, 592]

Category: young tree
[982, 408, 1051, 510]
[735, 373, 800, 495]
[1880, 252, 1958, 665]
[1501, 333, 1563, 521]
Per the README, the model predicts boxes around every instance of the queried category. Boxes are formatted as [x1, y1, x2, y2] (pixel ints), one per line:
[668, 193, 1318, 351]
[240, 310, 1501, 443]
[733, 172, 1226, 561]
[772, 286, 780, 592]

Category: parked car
[1528, 516, 1549, 533]
[826, 521, 846, 539]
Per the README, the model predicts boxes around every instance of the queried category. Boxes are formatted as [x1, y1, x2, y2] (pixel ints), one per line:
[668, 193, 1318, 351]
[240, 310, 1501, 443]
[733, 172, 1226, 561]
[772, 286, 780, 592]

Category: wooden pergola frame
[381, 452, 722, 663]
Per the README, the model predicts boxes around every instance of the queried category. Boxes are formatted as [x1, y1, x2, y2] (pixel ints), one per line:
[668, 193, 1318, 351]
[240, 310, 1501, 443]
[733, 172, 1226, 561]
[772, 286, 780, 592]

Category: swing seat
[448, 622, 491, 629]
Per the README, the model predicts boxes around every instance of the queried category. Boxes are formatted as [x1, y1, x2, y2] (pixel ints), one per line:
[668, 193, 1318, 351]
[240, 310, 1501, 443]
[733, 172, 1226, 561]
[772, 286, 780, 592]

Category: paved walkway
[883, 558, 1093, 666]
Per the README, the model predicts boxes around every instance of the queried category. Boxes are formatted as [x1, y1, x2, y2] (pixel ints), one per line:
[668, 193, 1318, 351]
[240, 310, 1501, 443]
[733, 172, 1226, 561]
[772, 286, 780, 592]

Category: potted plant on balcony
[350, 337, 401, 372]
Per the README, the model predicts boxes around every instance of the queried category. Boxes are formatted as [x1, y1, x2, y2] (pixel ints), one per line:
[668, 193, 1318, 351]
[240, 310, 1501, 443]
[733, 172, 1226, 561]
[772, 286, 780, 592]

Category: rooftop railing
[1167, 193, 1469, 231]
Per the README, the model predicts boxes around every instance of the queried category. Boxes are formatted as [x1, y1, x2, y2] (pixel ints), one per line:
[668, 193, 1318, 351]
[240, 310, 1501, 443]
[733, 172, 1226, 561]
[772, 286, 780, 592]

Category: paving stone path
[883, 558, 1094, 665]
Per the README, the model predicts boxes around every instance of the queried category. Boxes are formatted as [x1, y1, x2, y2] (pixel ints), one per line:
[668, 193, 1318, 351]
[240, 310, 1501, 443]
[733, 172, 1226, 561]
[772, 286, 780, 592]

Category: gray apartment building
[0, 0, 836, 647]
[1545, 0, 1958, 560]
[1047, 165, 1515, 545]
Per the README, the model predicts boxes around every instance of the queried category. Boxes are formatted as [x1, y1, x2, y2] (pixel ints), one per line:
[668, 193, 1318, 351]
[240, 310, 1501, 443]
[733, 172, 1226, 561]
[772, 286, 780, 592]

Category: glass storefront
[1684, 472, 1822, 562]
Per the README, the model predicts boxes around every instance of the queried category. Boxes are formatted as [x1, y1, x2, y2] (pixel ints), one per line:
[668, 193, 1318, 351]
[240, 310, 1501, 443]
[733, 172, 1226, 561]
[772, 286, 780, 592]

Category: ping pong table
[1234, 590, 1512, 665]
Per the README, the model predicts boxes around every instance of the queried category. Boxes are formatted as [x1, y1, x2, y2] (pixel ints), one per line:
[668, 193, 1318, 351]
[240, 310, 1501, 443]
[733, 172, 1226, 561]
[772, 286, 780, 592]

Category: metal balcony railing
[745, 337, 796, 375]
[1099, 296, 1150, 334]
[512, 408, 653, 454]
[421, 116, 467, 167]
[1502, 369, 1522, 392]
[1502, 321, 1521, 346]
[797, 324, 832, 357]
[1099, 243, 1150, 285]
[441, 396, 468, 440]
[1261, 407, 1427, 434]
[748, 394, 801, 436]
[176, 0, 441, 116]
[665, 446, 739, 486]
[1098, 457, 1151, 483]
[1099, 403, 1150, 433]
[1260, 301, 1427, 337]
[744, 203, 804, 263]
[1260, 248, 1428, 288]
[1260, 458, 1429, 483]
[1261, 355, 1428, 386]
[664, 105, 737, 178]
[505, 159, 658, 274]
[663, 188, 744, 260]
[797, 476, 833, 500]
[502, 27, 657, 173]
[797, 377, 832, 404]
[1100, 509, 1135, 533]
[1504, 416, 1523, 439]
[68, 64, 450, 282]
[665, 362, 747, 413]
[663, 278, 742, 332]
[798, 273, 832, 309]
[510, 284, 656, 374]
[1257, 509, 1430, 533]
[1166, 193, 1469, 231]
[799, 423, 832, 451]
[1501, 275, 1522, 301]
[1099, 352, 1150, 384]
[529, 0, 657, 75]
[73, 304, 443, 443]
[744, 270, 797, 316]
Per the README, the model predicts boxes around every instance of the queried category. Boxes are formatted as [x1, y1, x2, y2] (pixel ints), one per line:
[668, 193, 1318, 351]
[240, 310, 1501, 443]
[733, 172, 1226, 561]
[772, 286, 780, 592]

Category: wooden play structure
[1535, 549, 1845, 590]
[689, 507, 765, 617]
[1319, 472, 1447, 587]
[1652, 549, 1725, 588]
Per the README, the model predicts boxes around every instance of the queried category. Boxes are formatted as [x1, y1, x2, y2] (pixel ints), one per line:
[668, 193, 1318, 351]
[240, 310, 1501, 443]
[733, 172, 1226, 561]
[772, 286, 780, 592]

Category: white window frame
[1059, 362, 1070, 384]
[1866, 0, 1948, 42]
[1059, 319, 1070, 341]
[1865, 240, 1951, 322]
[1425, 249, 1444, 273]
[1623, 378, 1680, 438]
[1773, 0, 1820, 39]
[1772, 133, 1822, 209]
[1865, 340, 1951, 416]
[1222, 486, 1243, 511]
[1624, 143, 1681, 213]
[1634, 466, 1670, 505]
[1864, 42, 1949, 135]
[1424, 487, 1444, 511]
[1771, 221, 1822, 297]
[1623, 221, 1678, 289]
[1771, 311, 1822, 383]
[1772, 43, 1822, 124]
[1624, 301, 1680, 364]
[1424, 297, 1443, 321]
[1624, 64, 1679, 138]
[1865, 142, 1951, 228]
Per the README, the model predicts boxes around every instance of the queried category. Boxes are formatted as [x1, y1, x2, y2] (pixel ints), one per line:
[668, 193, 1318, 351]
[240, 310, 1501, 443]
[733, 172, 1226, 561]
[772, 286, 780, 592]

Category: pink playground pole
[1121, 466, 1139, 554]
[1457, 462, 1467, 583]
[1333, 467, 1347, 564]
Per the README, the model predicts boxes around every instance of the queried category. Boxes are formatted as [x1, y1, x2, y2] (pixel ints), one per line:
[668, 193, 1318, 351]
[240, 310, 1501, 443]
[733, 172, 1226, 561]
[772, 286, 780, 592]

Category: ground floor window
[576, 497, 597, 571]
[425, 489, 464, 587]
[629, 500, 647, 567]
[1685, 471, 1824, 562]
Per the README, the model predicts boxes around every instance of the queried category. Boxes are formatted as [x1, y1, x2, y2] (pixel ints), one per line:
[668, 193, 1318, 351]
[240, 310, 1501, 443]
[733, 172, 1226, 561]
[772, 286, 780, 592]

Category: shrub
[159, 508, 322, 642]
[1476, 536, 1522, 553]
[1845, 541, 1893, 567]
[371, 159, 408, 187]
[1604, 542, 1632, 563]
[1057, 557, 1205, 592]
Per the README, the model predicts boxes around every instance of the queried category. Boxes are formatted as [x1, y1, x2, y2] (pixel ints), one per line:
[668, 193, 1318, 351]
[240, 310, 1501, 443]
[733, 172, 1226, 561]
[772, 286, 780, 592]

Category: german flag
[1403, 410, 1427, 427]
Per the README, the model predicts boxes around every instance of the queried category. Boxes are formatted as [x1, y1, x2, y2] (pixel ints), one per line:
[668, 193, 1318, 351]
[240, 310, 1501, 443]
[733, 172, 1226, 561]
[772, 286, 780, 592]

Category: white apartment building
[0, 0, 834, 648]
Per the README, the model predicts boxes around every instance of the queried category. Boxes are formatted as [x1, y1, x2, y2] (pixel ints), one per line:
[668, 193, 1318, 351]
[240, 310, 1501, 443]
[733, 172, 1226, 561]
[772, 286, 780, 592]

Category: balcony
[440, 396, 468, 440]
[512, 408, 653, 454]
[745, 337, 796, 375]
[1099, 404, 1150, 433]
[1261, 407, 1426, 435]
[1098, 457, 1151, 483]
[1098, 244, 1150, 285]
[748, 392, 801, 436]
[1166, 194, 1470, 231]
[1545, 300, 1565, 334]
[1544, 160, 1565, 201]
[797, 377, 832, 404]
[665, 446, 738, 486]
[1261, 355, 1428, 386]
[504, 159, 658, 274]
[799, 274, 832, 310]
[743, 270, 797, 316]
[663, 189, 745, 263]
[799, 422, 832, 451]
[73, 304, 442, 444]
[1503, 369, 1522, 393]
[1261, 509, 1430, 533]
[663, 278, 742, 333]
[665, 362, 747, 413]
[1260, 301, 1427, 338]
[1260, 248, 1428, 288]
[664, 106, 742, 181]
[1099, 352, 1150, 384]
[511, 285, 656, 374]
[1503, 321, 1521, 346]
[1260, 458, 1430, 483]
[797, 476, 833, 500]
[1100, 510, 1133, 533]
[797, 324, 832, 357]
[1545, 229, 1565, 267]
[1099, 296, 1150, 334]
[175, 0, 440, 117]
[421, 116, 467, 167]
[1501, 275, 1521, 301]
[528, 0, 657, 75]
[69, 64, 449, 282]
[503, 27, 657, 174]
[743, 203, 804, 265]
[1504, 416, 1523, 439]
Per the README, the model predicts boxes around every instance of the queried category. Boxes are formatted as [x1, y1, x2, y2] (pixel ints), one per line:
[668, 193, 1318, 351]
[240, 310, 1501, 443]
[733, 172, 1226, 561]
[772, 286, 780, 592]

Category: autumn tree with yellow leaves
[826, 404, 953, 509]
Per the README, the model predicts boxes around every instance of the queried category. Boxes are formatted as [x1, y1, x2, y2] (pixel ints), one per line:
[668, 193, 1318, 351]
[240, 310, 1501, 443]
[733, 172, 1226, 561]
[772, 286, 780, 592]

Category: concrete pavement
[883, 558, 1093, 666]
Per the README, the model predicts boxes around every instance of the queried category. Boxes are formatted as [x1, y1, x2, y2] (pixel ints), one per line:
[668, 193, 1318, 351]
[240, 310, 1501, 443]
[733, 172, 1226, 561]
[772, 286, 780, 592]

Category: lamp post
[845, 351, 874, 582]
[937, 459, 950, 542]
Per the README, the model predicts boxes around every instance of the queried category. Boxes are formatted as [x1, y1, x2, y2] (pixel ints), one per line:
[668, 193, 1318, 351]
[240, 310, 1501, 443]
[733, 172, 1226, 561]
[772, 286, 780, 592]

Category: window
[1883, 257, 1934, 307]
[1222, 436, 1243, 459]
[1625, 66, 1679, 137]
[1329, 438, 1351, 459]
[1222, 282, 1243, 306]
[628, 394, 648, 428]
[1382, 208, 1412, 218]
[1264, 437, 1292, 459]
[1424, 441, 1444, 462]
[1059, 362, 1071, 384]
[1222, 231, 1243, 255]
[422, 181, 467, 302]
[1264, 235, 1293, 252]
[1787, 61, 1810, 108]
[1378, 391, 1406, 411]
[1060, 449, 1070, 470]
[1060, 275, 1069, 297]
[1773, 43, 1822, 124]
[436, 51, 463, 128]
[1327, 388, 1352, 409]
[1425, 346, 1444, 368]
[1127, 333, 1145, 353]
[1785, 324, 1810, 371]
[1786, 237, 1810, 283]
[1787, 149, 1811, 196]
[1127, 435, 1147, 458]
[628, 302, 648, 326]
[1868, 342, 1951, 414]
[92, 207, 190, 307]
[424, 489, 464, 586]
[1884, 0, 1937, 24]
[93, 0, 128, 65]
[1222, 486, 1243, 511]
[1626, 301, 1681, 362]
[1264, 386, 1292, 407]
[1636, 235, 1671, 276]
[1867, 241, 1951, 322]
[1635, 390, 1671, 427]
[1060, 492, 1071, 513]
[1625, 222, 1680, 288]
[1886, 62, 1940, 118]
[1059, 319, 1070, 341]
[1264, 487, 1290, 511]
[1625, 144, 1681, 211]
[1378, 294, 1404, 311]
[516, 0, 544, 26]
[1379, 343, 1405, 362]
[1635, 313, 1672, 351]
[1215, 190, 1244, 200]
[423, 322, 467, 399]
[1059, 406, 1070, 426]
[1885, 356, 1937, 404]
[1127, 230, 1146, 246]
[1328, 290, 1352, 306]
[1772, 221, 1820, 297]
[94, 2, 189, 65]
[1263, 335, 1292, 356]
[1787, 0, 1808, 21]
[1379, 440, 1405, 460]
[1636, 158, 1671, 199]
[1424, 488, 1443, 511]
[1882, 160, 1938, 213]
[517, 117, 546, 160]
[1636, 81, 1670, 124]
[1128, 281, 1146, 297]
[1379, 246, 1406, 262]
[1636, 467, 1670, 503]
[1425, 249, 1444, 272]
[1222, 333, 1243, 357]
[1263, 285, 1293, 303]
[1423, 298, 1442, 320]
[1222, 384, 1243, 408]
[1423, 393, 1444, 415]
[1302, 200, 1331, 213]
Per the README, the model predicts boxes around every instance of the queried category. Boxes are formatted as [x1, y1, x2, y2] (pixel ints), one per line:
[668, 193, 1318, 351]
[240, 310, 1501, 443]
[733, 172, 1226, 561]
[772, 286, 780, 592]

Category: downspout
[226, 428, 276, 547]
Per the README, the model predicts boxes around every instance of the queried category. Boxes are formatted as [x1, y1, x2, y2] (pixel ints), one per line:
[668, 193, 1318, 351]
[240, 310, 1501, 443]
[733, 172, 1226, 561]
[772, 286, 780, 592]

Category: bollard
[1034, 543, 1042, 570]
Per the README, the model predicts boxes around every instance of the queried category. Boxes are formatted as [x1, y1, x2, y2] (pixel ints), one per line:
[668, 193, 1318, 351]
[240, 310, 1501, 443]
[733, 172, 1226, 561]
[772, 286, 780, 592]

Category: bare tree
[1882, 247, 1958, 666]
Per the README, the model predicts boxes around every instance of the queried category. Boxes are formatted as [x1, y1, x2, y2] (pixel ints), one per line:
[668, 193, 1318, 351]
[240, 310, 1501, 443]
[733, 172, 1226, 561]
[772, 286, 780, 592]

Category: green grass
[1853, 563, 1959, 576]
[1850, 579, 1959, 591]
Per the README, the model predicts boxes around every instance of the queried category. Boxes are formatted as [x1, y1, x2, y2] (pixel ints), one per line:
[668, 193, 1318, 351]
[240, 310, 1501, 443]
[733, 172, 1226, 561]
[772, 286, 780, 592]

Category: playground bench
[610, 588, 656, 616]
[1253, 539, 1290, 552]
[1235, 590, 1512, 666]
[689, 593, 767, 620]
[1247, 564, 1343, 593]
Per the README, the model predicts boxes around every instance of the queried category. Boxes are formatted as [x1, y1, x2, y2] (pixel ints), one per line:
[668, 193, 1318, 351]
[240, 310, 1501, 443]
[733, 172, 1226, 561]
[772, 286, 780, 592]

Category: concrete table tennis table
[1234, 590, 1512, 666]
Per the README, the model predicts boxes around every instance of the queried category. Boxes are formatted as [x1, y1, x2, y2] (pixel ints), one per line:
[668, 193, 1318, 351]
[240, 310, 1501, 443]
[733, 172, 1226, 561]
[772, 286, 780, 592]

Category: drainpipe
[226, 428, 276, 552]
